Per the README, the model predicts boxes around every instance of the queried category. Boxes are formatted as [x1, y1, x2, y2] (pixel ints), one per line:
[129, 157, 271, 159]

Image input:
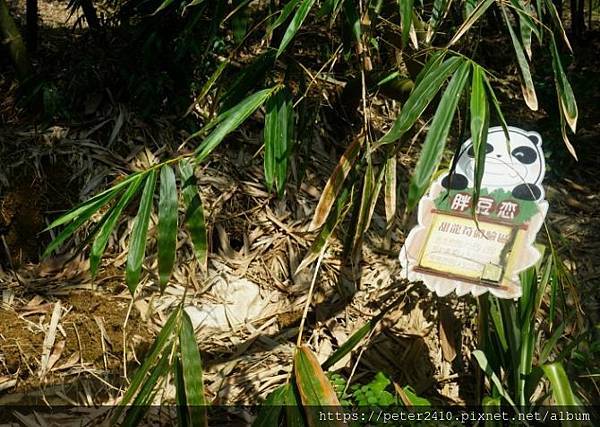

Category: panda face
[455, 126, 545, 190]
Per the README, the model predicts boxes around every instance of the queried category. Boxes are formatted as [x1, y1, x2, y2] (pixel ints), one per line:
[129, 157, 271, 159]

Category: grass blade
[194, 87, 278, 163]
[180, 310, 207, 426]
[264, 88, 294, 197]
[126, 170, 157, 295]
[407, 60, 470, 212]
[502, 6, 538, 111]
[378, 56, 462, 145]
[158, 165, 178, 289]
[469, 65, 490, 211]
[447, 0, 494, 47]
[90, 175, 144, 277]
[277, 0, 317, 57]
[180, 160, 208, 273]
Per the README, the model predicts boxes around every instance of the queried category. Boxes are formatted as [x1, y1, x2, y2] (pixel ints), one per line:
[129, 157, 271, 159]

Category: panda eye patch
[467, 143, 494, 157]
[511, 146, 537, 164]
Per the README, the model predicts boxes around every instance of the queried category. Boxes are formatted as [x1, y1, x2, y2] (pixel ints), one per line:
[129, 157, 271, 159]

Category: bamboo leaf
[540, 322, 565, 365]
[269, 0, 301, 35]
[378, 56, 462, 145]
[158, 165, 178, 289]
[90, 175, 144, 277]
[126, 170, 157, 295]
[122, 348, 171, 427]
[42, 188, 122, 258]
[180, 310, 208, 426]
[180, 160, 208, 272]
[469, 65, 490, 212]
[542, 363, 578, 406]
[277, 0, 317, 57]
[407, 60, 470, 212]
[447, 0, 494, 47]
[252, 384, 288, 427]
[323, 321, 371, 371]
[472, 349, 517, 408]
[111, 308, 180, 423]
[194, 87, 278, 162]
[186, 59, 229, 116]
[309, 136, 363, 231]
[483, 74, 510, 140]
[544, 0, 572, 52]
[264, 88, 294, 197]
[285, 381, 306, 427]
[174, 356, 189, 427]
[549, 34, 578, 134]
[294, 346, 343, 426]
[502, 6, 538, 111]
[45, 173, 141, 231]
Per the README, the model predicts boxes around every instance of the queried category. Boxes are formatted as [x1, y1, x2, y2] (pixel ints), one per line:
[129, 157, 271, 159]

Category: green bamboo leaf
[489, 298, 508, 352]
[407, 60, 470, 212]
[42, 188, 122, 258]
[186, 59, 229, 116]
[45, 173, 141, 231]
[126, 170, 157, 295]
[323, 321, 371, 371]
[510, 0, 542, 43]
[158, 165, 178, 289]
[264, 88, 294, 197]
[343, 1, 361, 47]
[180, 310, 208, 426]
[269, 0, 301, 35]
[252, 384, 288, 427]
[284, 381, 306, 427]
[399, 0, 414, 49]
[174, 356, 189, 427]
[543, 0, 572, 52]
[542, 362, 579, 406]
[502, 6, 538, 111]
[426, 0, 450, 44]
[482, 74, 509, 140]
[469, 65, 490, 212]
[122, 348, 171, 427]
[447, 0, 494, 47]
[519, 13, 533, 59]
[294, 346, 343, 426]
[277, 0, 317, 57]
[540, 322, 565, 365]
[482, 397, 502, 427]
[111, 307, 180, 423]
[472, 349, 517, 408]
[378, 56, 462, 145]
[549, 34, 578, 134]
[180, 160, 208, 272]
[194, 87, 278, 163]
[90, 175, 145, 277]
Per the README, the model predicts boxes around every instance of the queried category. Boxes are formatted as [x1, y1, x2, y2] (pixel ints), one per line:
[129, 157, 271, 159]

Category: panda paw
[441, 173, 468, 190]
[512, 184, 542, 201]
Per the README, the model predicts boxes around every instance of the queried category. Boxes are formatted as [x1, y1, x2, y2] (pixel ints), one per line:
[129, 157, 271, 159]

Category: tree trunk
[26, 0, 37, 52]
[0, 0, 33, 81]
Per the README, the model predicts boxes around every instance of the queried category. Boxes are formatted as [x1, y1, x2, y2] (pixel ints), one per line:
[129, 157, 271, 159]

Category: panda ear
[528, 133, 541, 145]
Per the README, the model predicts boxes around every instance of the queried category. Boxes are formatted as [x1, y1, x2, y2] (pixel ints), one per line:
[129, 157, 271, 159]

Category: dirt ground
[0, 1, 599, 423]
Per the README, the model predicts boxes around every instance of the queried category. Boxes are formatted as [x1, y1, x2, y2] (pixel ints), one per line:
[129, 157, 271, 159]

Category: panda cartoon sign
[400, 126, 548, 299]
